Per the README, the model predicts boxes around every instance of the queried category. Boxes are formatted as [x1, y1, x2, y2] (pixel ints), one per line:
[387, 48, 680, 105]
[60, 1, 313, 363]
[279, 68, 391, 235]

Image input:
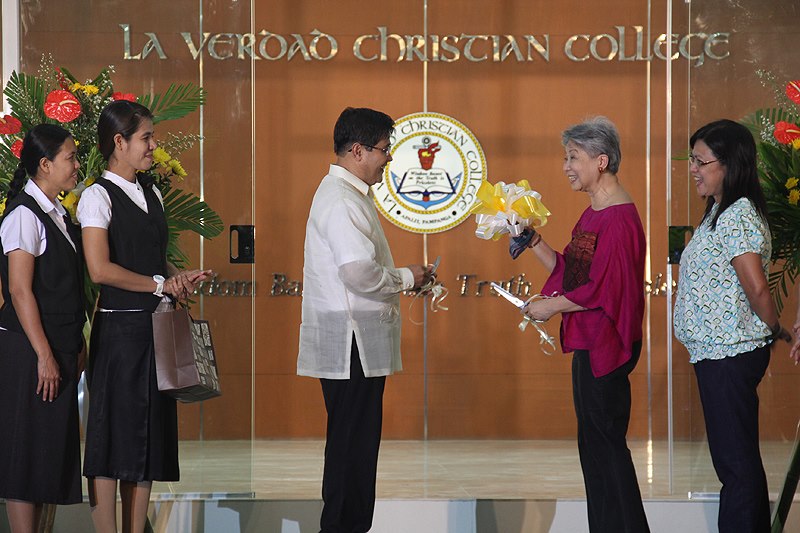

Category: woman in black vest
[78, 101, 211, 533]
[0, 125, 85, 532]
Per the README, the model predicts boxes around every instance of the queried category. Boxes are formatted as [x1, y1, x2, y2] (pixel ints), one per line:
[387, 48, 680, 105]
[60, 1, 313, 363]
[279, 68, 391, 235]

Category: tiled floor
[141, 439, 797, 501]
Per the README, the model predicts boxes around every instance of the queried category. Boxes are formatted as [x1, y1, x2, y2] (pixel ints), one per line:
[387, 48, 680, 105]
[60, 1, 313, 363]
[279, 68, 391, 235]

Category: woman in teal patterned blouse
[674, 119, 792, 533]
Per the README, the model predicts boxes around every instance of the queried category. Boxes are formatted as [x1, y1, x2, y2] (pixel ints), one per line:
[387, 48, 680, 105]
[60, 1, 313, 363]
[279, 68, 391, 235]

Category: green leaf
[162, 187, 223, 239]
[742, 107, 800, 136]
[759, 143, 788, 177]
[139, 83, 205, 124]
[79, 145, 106, 183]
[4, 71, 49, 129]
[58, 67, 79, 85]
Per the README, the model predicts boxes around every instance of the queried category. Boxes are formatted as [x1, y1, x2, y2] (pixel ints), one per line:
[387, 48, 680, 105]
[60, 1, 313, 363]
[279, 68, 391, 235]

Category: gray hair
[561, 116, 621, 174]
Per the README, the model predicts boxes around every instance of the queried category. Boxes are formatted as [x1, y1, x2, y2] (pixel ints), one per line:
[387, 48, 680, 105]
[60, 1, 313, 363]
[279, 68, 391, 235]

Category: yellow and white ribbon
[470, 179, 551, 240]
[408, 280, 449, 326]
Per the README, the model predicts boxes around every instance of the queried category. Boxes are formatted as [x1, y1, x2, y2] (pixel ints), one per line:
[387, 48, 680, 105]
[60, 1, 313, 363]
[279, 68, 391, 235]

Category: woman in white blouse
[0, 124, 85, 532]
[674, 119, 792, 533]
[77, 101, 210, 533]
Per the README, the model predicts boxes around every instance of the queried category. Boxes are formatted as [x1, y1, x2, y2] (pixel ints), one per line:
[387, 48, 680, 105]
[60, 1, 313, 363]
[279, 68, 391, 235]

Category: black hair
[690, 119, 767, 230]
[98, 100, 154, 161]
[7, 124, 72, 202]
[333, 107, 394, 156]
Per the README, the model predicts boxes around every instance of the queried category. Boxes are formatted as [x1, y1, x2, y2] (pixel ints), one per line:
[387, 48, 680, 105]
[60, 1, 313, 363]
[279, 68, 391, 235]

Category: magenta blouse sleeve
[541, 252, 565, 297]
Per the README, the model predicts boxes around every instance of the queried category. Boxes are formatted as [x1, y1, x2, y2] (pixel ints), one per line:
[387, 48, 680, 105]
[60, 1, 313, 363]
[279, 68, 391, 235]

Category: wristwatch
[153, 275, 166, 297]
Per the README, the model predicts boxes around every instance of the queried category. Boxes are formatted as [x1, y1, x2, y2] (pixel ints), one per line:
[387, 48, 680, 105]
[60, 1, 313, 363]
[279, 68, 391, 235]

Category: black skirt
[83, 311, 179, 482]
[0, 328, 82, 504]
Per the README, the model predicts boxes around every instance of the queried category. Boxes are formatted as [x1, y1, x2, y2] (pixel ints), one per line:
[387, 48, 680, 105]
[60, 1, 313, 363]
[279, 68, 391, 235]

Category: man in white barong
[298, 107, 431, 533]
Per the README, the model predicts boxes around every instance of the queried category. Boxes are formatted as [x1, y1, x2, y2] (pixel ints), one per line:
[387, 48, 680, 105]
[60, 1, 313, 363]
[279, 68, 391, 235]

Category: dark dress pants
[319, 339, 386, 533]
[694, 345, 771, 533]
[572, 342, 650, 533]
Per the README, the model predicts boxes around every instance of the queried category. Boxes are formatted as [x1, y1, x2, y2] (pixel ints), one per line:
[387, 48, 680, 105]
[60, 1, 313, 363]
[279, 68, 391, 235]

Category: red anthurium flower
[774, 121, 800, 144]
[0, 114, 22, 135]
[787, 80, 800, 106]
[112, 92, 137, 102]
[44, 90, 82, 123]
[10, 139, 23, 158]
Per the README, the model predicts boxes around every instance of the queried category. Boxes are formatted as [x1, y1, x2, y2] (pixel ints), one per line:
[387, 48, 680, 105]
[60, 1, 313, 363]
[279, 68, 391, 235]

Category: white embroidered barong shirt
[298, 164, 413, 379]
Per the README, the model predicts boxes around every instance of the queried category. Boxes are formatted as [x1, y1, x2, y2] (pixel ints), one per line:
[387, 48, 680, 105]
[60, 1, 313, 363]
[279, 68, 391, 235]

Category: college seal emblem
[372, 112, 487, 233]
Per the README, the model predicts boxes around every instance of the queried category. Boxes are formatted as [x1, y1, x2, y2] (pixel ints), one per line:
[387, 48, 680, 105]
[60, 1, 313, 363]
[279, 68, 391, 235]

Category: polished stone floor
[141, 439, 797, 501]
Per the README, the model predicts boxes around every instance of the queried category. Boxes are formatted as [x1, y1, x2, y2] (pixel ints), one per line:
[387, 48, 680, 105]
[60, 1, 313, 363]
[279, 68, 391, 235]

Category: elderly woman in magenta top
[516, 117, 650, 533]
[675, 119, 792, 533]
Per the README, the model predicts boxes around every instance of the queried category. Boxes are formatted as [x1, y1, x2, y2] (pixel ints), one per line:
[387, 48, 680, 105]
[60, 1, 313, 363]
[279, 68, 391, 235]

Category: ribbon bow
[408, 280, 449, 326]
[470, 179, 551, 240]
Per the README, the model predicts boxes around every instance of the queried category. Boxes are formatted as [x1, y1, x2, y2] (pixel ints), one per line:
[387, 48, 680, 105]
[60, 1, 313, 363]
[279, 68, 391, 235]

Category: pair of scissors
[490, 282, 557, 354]
[429, 255, 441, 274]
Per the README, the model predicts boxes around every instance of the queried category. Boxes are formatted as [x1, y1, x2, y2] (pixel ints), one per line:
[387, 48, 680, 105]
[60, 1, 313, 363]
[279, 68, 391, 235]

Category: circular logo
[372, 112, 487, 234]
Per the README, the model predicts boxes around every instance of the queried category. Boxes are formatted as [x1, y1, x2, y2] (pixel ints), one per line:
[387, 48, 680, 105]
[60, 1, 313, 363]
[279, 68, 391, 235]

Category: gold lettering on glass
[525, 35, 550, 61]
[309, 30, 338, 61]
[259, 30, 288, 61]
[208, 33, 235, 60]
[461, 34, 490, 62]
[181, 32, 212, 60]
[120, 24, 141, 60]
[353, 33, 378, 61]
[589, 34, 618, 61]
[564, 35, 590, 61]
[378, 26, 406, 62]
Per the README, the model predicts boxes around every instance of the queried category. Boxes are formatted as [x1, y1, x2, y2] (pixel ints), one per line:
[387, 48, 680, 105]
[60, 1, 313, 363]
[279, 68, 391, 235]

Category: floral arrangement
[0, 56, 223, 316]
[742, 71, 800, 313]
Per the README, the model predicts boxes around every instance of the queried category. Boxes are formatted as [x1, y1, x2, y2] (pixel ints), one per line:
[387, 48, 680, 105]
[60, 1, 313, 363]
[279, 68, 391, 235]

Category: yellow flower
[74, 139, 80, 147]
[793, 138, 800, 150]
[789, 189, 800, 206]
[786, 177, 799, 189]
[61, 192, 79, 219]
[0, 197, 5, 216]
[168, 158, 187, 178]
[68, 82, 99, 96]
[153, 146, 171, 167]
[61, 191, 78, 211]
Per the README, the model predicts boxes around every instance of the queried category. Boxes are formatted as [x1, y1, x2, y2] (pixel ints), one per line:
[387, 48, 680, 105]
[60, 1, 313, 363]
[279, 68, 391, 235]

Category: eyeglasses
[689, 154, 719, 167]
[349, 142, 392, 156]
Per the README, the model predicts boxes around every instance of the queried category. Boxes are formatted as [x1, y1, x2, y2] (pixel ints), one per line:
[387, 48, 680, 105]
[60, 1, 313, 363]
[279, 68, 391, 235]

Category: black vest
[95, 178, 168, 312]
[0, 191, 85, 353]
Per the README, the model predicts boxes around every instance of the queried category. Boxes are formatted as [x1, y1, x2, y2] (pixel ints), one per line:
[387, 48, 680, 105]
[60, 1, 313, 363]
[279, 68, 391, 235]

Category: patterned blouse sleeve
[715, 200, 767, 263]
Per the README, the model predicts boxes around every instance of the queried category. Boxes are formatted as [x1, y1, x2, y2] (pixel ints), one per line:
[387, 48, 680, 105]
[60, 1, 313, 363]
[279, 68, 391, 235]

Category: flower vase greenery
[741, 71, 800, 314]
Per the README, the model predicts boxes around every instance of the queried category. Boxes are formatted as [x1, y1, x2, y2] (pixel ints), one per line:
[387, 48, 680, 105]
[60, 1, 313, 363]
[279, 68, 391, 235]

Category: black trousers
[319, 340, 386, 533]
[572, 342, 650, 533]
[694, 345, 771, 533]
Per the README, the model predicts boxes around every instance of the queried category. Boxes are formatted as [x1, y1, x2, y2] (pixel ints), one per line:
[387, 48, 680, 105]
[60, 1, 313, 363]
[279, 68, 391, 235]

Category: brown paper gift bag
[152, 306, 221, 403]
